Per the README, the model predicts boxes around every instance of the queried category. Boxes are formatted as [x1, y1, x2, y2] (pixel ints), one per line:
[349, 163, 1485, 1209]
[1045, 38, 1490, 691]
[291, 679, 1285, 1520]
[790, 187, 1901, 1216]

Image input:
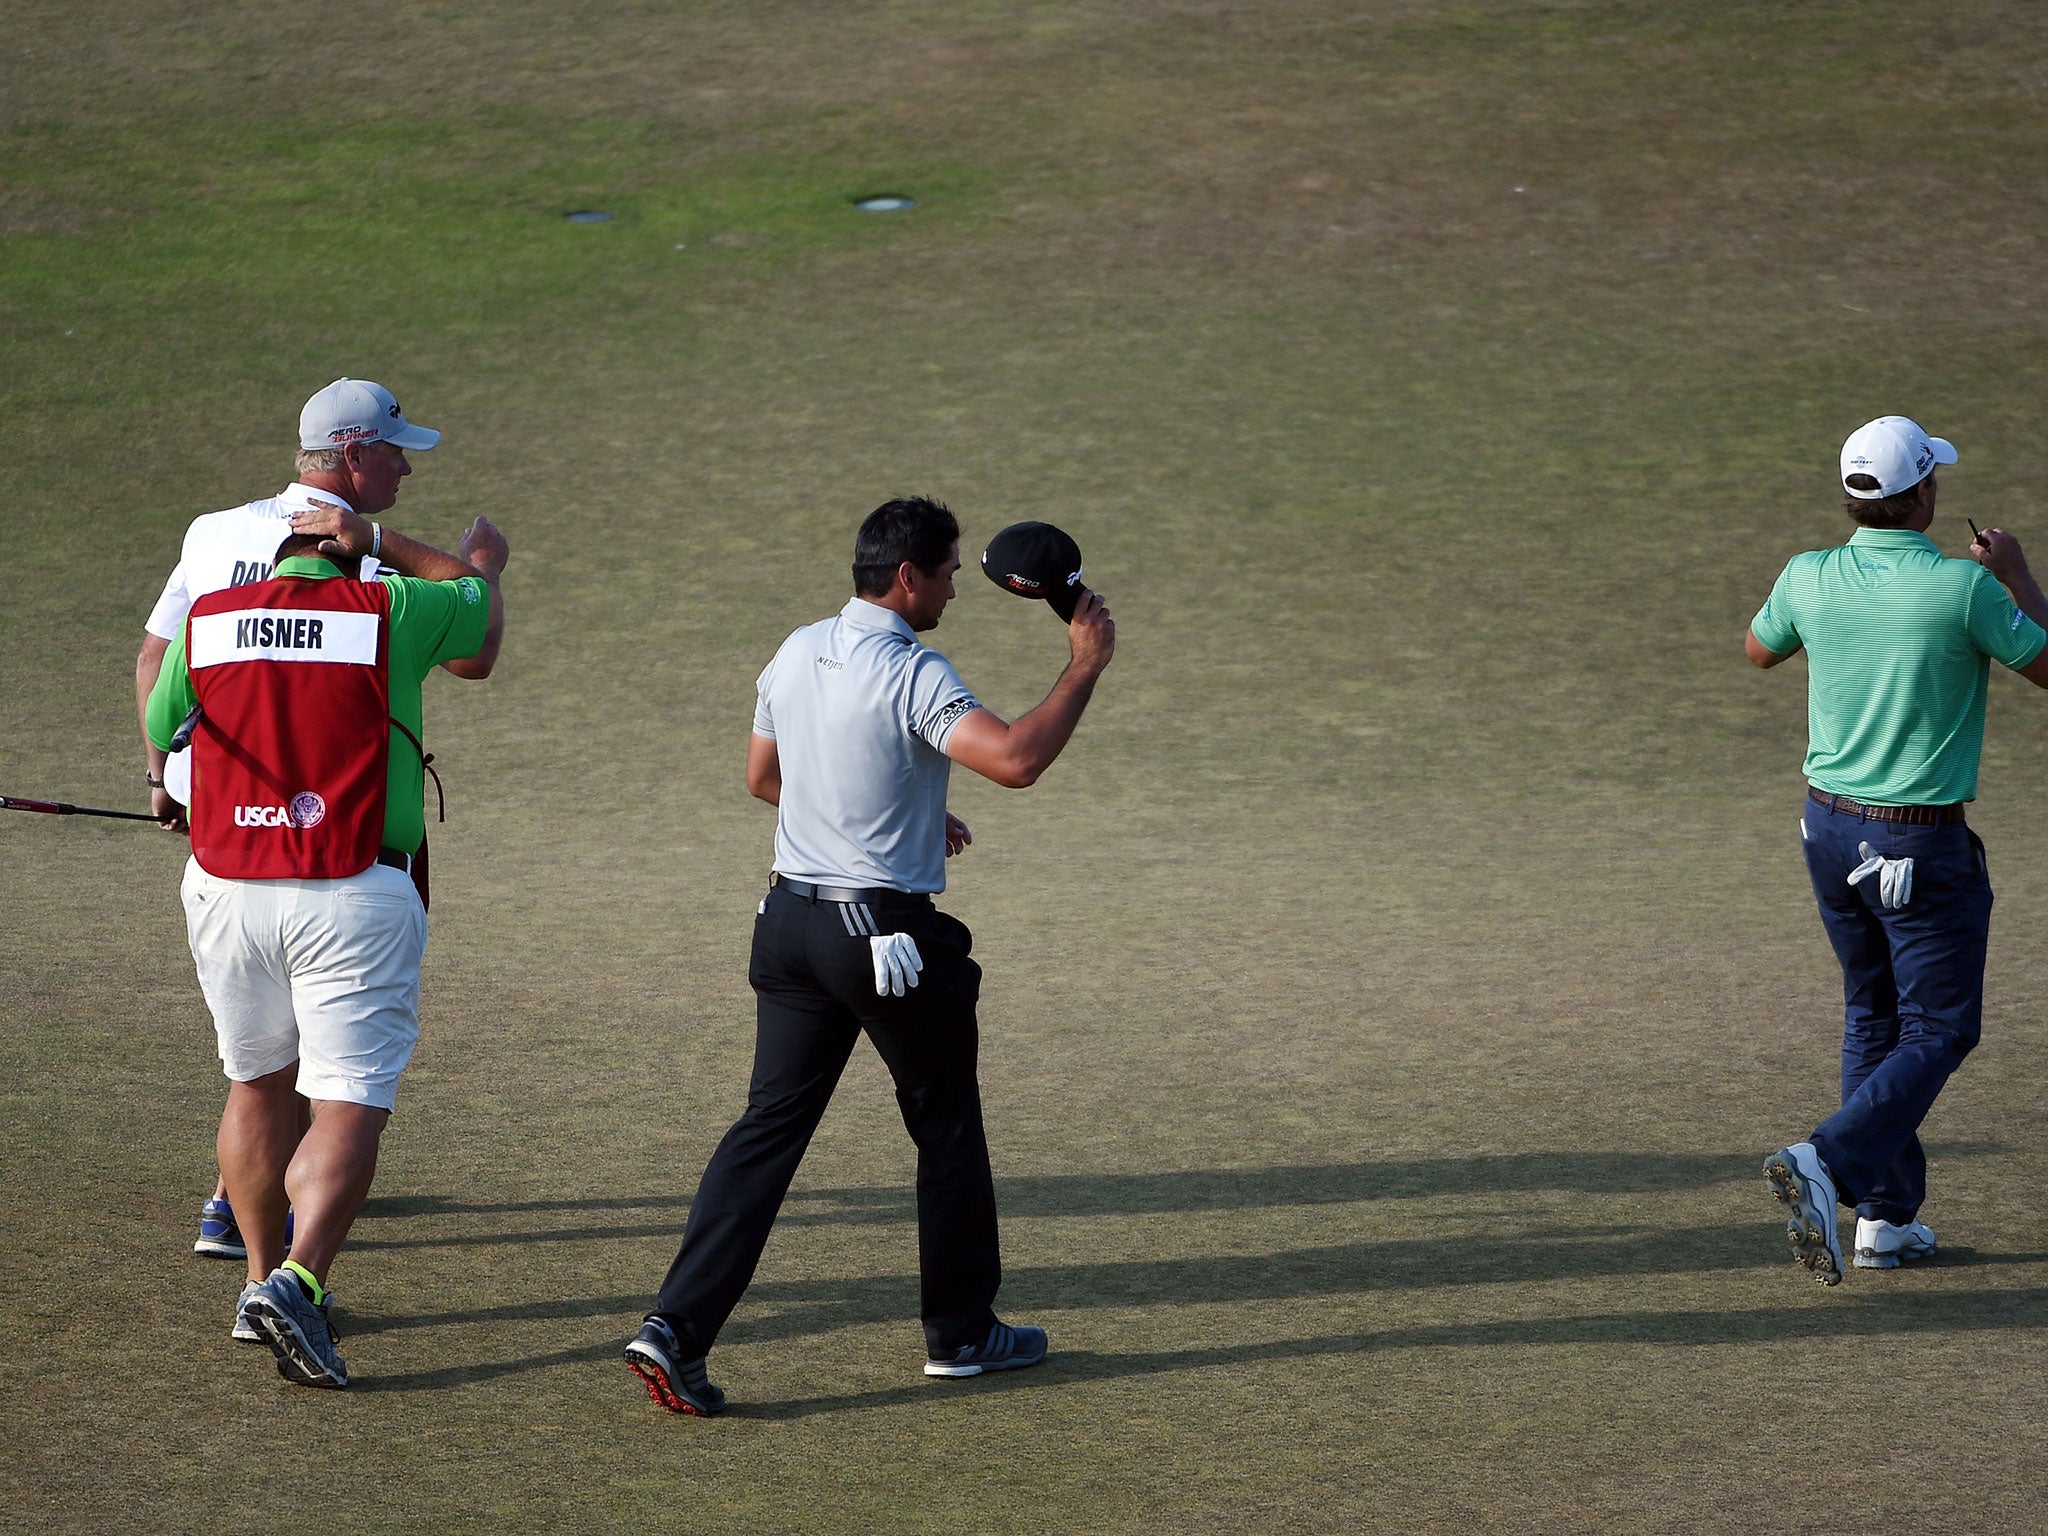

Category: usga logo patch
[234, 792, 327, 829]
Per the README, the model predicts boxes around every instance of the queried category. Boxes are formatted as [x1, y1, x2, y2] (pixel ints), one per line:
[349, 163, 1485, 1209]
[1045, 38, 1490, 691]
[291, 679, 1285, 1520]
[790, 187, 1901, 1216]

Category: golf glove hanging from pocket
[1848, 841, 1914, 910]
[870, 933, 923, 997]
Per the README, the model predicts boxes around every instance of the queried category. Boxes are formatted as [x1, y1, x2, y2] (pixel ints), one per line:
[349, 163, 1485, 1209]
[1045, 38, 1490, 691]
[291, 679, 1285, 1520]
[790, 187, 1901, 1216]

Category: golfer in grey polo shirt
[760, 593, 980, 894]
[626, 494, 1116, 1415]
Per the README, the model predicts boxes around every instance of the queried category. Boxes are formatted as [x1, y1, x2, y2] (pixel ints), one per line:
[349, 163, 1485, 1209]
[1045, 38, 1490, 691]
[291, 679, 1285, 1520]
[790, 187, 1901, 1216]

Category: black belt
[769, 873, 924, 904]
[1808, 788, 1966, 826]
[374, 847, 414, 872]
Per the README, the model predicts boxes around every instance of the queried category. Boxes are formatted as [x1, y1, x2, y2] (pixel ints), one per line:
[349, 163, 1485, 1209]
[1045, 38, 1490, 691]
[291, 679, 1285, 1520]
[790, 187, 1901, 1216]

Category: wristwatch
[145, 772, 166, 788]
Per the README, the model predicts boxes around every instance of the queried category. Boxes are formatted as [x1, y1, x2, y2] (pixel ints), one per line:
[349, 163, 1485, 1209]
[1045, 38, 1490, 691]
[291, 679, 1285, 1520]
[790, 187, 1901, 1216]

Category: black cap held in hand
[981, 521, 1087, 621]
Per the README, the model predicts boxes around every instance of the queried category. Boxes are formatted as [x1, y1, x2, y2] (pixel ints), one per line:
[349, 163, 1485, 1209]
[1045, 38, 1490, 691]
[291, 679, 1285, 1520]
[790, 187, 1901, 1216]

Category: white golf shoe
[1764, 1142, 1843, 1286]
[1854, 1217, 1936, 1269]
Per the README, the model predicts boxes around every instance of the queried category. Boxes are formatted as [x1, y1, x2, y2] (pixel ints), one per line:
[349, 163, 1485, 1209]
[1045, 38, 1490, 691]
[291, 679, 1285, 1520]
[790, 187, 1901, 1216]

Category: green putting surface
[5, 3, 2048, 1531]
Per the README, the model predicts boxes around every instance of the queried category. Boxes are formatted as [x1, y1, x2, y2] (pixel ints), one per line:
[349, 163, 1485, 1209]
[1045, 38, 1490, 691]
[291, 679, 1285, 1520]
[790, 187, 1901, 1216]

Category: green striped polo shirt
[1751, 527, 2045, 804]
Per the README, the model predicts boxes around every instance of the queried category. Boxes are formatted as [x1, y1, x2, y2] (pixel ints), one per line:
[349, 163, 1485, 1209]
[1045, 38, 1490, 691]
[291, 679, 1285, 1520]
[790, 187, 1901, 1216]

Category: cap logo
[1916, 447, 1933, 472]
[329, 424, 379, 442]
[1849, 455, 1874, 469]
[1004, 572, 1045, 593]
[388, 402, 401, 418]
[1066, 569, 1084, 587]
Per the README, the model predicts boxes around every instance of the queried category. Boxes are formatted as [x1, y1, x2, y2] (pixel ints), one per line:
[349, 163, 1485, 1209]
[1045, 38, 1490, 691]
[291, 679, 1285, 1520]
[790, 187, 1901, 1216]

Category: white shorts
[180, 856, 428, 1110]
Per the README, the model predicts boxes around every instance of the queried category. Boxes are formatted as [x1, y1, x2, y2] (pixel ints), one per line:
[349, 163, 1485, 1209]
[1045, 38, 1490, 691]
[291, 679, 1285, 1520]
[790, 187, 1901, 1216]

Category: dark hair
[1842, 472, 1927, 529]
[852, 496, 960, 597]
[272, 532, 329, 563]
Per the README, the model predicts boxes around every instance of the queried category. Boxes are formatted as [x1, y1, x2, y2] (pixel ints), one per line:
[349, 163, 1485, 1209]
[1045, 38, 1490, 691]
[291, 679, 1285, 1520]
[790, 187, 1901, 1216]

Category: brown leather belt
[1807, 788, 1966, 826]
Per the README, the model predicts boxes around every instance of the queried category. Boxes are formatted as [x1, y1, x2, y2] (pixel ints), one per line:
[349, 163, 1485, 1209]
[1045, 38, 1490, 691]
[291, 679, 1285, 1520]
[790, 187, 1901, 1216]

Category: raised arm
[439, 519, 511, 677]
[290, 505, 508, 677]
[1973, 527, 2048, 690]
[944, 590, 1116, 788]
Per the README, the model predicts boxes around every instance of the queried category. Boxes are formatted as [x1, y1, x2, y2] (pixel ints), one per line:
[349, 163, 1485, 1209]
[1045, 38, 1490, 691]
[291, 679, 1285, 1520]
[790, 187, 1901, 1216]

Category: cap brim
[1927, 436, 1958, 466]
[387, 423, 440, 451]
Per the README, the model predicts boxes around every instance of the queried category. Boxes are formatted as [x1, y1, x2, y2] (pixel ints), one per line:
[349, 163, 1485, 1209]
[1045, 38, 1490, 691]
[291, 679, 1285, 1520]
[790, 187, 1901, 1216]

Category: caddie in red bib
[145, 428, 507, 1391]
[185, 573, 393, 880]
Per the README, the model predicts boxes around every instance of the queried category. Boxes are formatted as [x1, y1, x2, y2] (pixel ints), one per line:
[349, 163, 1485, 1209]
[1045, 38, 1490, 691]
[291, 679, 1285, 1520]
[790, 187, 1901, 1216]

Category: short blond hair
[295, 446, 347, 477]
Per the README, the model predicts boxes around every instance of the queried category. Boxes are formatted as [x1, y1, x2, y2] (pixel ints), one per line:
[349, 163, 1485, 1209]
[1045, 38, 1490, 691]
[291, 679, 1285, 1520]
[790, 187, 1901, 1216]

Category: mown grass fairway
[5, 2, 2048, 1531]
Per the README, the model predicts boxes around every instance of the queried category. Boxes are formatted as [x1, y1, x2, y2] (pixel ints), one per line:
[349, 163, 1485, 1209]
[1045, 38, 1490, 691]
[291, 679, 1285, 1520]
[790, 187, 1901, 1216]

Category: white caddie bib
[188, 609, 382, 669]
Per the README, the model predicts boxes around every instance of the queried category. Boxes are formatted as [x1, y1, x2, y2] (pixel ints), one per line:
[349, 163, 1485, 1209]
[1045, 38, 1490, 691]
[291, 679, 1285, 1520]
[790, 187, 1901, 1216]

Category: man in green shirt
[1748, 415, 2048, 1284]
[147, 509, 506, 1386]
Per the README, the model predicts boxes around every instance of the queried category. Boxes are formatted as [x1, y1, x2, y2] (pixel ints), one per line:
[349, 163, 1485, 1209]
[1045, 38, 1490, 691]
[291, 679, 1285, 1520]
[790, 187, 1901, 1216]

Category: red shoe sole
[628, 1359, 715, 1416]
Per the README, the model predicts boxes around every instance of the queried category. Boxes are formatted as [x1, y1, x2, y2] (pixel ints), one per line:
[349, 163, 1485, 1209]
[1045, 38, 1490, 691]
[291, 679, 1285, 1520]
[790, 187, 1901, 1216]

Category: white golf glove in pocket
[1847, 841, 1914, 910]
[870, 932, 924, 997]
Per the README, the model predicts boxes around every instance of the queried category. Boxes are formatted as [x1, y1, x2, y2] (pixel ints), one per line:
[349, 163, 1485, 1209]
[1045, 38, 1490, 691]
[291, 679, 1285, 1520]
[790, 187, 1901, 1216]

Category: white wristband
[370, 522, 382, 560]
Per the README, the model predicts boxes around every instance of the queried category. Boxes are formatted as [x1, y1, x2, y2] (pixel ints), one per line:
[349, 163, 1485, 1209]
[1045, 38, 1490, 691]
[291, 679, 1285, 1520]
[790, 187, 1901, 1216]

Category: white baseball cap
[299, 378, 441, 452]
[1840, 415, 1956, 499]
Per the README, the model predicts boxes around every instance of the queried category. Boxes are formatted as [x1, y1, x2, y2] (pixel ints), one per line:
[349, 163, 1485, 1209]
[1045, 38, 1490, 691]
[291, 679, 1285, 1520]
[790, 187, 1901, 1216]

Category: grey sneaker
[625, 1318, 725, 1416]
[231, 1280, 263, 1343]
[924, 1320, 1048, 1378]
[242, 1268, 348, 1388]
[1854, 1217, 1937, 1269]
[1764, 1143, 1843, 1286]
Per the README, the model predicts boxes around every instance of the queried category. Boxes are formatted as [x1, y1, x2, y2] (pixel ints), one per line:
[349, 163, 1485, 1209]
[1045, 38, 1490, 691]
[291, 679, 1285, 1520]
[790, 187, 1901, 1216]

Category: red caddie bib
[185, 573, 392, 879]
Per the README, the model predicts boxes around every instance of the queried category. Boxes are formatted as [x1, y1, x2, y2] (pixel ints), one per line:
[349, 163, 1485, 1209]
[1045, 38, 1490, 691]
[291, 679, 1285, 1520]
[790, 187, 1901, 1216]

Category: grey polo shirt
[754, 597, 980, 892]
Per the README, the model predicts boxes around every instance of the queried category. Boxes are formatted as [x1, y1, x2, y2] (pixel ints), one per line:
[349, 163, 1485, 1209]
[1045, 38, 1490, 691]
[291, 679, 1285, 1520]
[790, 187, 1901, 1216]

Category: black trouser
[651, 884, 1000, 1357]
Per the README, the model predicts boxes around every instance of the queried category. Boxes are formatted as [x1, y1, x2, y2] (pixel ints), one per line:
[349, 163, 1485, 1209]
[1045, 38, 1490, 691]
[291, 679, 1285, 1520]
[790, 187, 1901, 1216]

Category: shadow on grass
[355, 1146, 2004, 1246]
[351, 1285, 2048, 1405]
[739, 1284, 2048, 1419]
[336, 1147, 2033, 1398]
[725, 1224, 1784, 1338]
[358, 1150, 1759, 1224]
[345, 1229, 2048, 1350]
[345, 1224, 1772, 1340]
[353, 1337, 623, 1393]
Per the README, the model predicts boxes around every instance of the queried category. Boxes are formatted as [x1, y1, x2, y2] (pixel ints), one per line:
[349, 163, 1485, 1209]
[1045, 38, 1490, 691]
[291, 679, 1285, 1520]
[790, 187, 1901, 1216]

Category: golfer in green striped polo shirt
[1747, 416, 2048, 1284]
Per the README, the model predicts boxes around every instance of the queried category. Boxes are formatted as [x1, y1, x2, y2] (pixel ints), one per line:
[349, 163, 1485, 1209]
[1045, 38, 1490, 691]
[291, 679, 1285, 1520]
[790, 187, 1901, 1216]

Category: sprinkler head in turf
[853, 194, 915, 213]
[982, 521, 1088, 622]
[564, 210, 613, 224]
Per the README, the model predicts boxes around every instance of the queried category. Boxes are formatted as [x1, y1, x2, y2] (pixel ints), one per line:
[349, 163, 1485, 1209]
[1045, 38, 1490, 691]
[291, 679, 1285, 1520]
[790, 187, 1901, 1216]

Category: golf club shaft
[1, 794, 163, 823]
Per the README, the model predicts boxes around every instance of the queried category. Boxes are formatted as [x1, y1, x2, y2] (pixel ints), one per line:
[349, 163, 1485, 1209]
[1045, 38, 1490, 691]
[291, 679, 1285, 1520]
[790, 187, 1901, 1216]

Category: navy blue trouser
[1800, 796, 1991, 1225]
[652, 884, 1000, 1358]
